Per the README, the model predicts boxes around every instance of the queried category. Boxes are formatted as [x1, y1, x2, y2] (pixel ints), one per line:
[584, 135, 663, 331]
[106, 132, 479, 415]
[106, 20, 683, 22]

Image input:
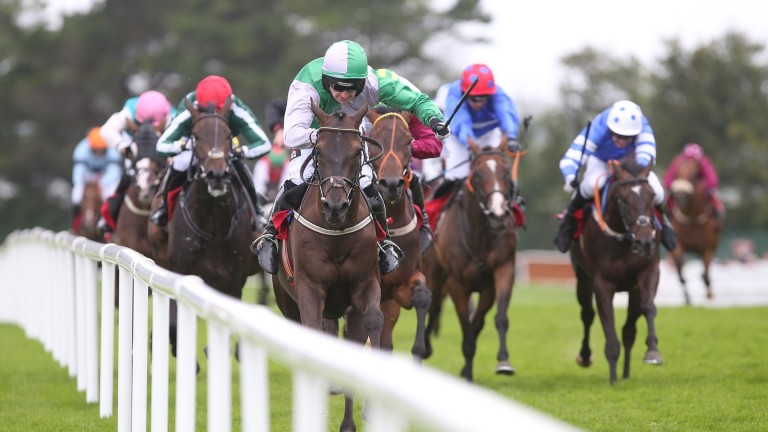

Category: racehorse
[270, 102, 383, 432]
[366, 107, 431, 360]
[113, 120, 165, 258]
[77, 180, 103, 241]
[667, 157, 723, 304]
[422, 136, 520, 382]
[570, 155, 662, 384]
[149, 97, 260, 356]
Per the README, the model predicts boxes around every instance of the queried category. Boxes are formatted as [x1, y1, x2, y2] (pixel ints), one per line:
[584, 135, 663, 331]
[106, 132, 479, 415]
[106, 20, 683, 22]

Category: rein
[592, 175, 654, 244]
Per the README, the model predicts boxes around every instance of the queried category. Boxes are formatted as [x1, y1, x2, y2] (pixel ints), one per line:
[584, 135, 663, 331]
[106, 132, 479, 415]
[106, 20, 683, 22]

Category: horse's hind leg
[575, 266, 594, 367]
[670, 252, 691, 305]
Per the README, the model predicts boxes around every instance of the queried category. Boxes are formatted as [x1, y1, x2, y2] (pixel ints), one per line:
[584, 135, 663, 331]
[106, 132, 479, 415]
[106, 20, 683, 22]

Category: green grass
[2, 282, 767, 431]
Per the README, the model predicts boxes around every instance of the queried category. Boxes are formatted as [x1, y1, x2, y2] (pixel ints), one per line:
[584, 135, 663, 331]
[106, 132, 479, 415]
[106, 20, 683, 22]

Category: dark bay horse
[570, 156, 662, 384]
[271, 102, 383, 432]
[366, 108, 431, 361]
[149, 97, 260, 355]
[667, 157, 723, 304]
[422, 137, 520, 382]
[77, 180, 103, 241]
[113, 120, 165, 257]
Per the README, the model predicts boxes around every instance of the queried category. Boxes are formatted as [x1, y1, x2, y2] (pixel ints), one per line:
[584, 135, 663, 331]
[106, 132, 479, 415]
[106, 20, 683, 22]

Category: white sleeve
[100, 108, 132, 149]
[252, 159, 268, 196]
[284, 80, 320, 150]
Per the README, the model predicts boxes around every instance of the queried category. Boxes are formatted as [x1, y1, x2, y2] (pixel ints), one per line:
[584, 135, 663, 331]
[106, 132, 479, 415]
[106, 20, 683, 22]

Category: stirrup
[96, 218, 112, 235]
[253, 233, 279, 274]
[419, 226, 433, 252]
[150, 207, 167, 226]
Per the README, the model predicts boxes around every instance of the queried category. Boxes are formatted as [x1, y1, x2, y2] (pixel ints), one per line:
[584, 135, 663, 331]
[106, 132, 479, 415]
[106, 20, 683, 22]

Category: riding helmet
[321, 40, 368, 96]
[607, 100, 643, 137]
[462, 64, 496, 96]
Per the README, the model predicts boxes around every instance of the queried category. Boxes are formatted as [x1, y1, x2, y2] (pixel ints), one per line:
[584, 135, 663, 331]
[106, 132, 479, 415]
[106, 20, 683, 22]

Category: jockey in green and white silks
[253, 40, 450, 276]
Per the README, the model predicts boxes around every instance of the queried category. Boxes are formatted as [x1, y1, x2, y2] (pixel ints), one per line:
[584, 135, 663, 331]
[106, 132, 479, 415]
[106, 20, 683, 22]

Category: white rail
[0, 227, 579, 432]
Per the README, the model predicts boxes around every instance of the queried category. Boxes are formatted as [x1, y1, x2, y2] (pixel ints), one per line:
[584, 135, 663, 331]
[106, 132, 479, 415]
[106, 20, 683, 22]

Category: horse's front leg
[446, 278, 476, 381]
[593, 276, 620, 384]
[295, 281, 326, 332]
[702, 249, 715, 300]
[575, 265, 594, 367]
[493, 263, 515, 375]
[409, 273, 431, 362]
[379, 299, 400, 352]
[669, 251, 691, 305]
[350, 277, 384, 350]
[639, 268, 663, 366]
[622, 287, 642, 379]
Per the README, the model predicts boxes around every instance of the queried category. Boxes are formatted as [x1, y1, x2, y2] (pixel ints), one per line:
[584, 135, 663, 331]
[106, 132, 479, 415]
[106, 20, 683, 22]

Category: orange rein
[372, 112, 413, 190]
[592, 172, 611, 232]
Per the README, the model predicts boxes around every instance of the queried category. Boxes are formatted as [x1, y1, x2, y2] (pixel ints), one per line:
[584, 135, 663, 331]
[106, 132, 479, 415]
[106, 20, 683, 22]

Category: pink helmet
[683, 143, 704, 160]
[136, 90, 172, 127]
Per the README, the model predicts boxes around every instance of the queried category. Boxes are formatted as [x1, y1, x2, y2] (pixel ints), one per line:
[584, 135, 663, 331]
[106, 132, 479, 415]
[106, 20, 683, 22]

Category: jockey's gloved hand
[232, 145, 243, 160]
[429, 118, 450, 141]
[563, 174, 576, 193]
[507, 139, 520, 153]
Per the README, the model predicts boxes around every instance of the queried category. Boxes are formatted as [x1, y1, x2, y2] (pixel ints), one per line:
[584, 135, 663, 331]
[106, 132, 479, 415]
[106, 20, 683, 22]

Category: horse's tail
[426, 286, 445, 337]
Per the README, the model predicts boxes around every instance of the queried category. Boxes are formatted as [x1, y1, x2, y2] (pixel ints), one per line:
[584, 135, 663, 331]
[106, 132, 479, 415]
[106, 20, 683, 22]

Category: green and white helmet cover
[321, 40, 369, 79]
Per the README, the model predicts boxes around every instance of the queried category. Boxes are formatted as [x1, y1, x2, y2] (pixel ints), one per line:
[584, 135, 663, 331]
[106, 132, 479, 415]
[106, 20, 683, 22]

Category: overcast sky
[446, 0, 768, 106]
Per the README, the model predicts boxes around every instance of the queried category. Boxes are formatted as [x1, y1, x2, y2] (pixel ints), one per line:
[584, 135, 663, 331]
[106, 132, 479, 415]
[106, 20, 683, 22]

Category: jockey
[553, 100, 677, 253]
[662, 142, 725, 219]
[252, 40, 449, 276]
[252, 98, 290, 201]
[436, 64, 522, 199]
[371, 68, 444, 252]
[72, 127, 122, 228]
[150, 75, 271, 229]
[96, 90, 174, 234]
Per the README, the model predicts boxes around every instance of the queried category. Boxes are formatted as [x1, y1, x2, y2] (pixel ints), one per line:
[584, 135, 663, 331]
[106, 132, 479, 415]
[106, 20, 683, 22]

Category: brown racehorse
[667, 157, 723, 304]
[366, 107, 431, 360]
[113, 120, 165, 257]
[149, 97, 260, 356]
[271, 102, 383, 432]
[422, 136, 520, 382]
[570, 155, 662, 384]
[78, 180, 103, 241]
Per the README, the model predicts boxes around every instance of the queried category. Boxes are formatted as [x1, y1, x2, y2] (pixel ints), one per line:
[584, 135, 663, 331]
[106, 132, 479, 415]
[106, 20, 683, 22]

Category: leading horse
[149, 97, 260, 355]
[667, 157, 723, 304]
[366, 108, 431, 360]
[271, 102, 383, 432]
[422, 137, 520, 382]
[570, 155, 662, 384]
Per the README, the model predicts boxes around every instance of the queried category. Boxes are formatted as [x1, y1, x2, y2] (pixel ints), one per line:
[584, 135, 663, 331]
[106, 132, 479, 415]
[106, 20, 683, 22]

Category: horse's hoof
[643, 351, 663, 365]
[496, 360, 516, 376]
[576, 354, 593, 368]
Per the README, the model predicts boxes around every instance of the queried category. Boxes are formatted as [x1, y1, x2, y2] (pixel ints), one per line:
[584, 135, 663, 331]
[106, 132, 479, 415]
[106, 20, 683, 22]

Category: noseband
[595, 177, 656, 254]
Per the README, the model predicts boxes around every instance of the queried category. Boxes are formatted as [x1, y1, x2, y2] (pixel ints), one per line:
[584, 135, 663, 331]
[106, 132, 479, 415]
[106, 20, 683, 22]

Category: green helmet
[322, 40, 369, 79]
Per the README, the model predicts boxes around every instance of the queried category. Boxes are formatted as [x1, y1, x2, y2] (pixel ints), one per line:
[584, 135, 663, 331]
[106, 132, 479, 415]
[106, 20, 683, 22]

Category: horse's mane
[619, 151, 648, 177]
[373, 105, 401, 114]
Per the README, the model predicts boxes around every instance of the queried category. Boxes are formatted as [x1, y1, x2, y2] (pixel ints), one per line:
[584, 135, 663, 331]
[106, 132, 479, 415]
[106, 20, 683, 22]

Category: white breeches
[580, 157, 664, 205]
[442, 128, 502, 180]
[287, 147, 372, 189]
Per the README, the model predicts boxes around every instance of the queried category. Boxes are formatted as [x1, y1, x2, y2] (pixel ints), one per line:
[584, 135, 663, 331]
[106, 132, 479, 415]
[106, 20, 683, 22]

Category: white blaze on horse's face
[135, 158, 153, 199]
[631, 184, 643, 196]
[486, 159, 506, 216]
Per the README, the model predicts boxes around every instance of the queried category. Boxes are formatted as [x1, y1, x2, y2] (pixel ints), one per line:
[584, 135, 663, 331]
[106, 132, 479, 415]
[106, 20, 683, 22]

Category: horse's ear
[219, 95, 232, 116]
[185, 98, 198, 117]
[310, 100, 329, 124]
[351, 103, 368, 128]
[366, 109, 381, 124]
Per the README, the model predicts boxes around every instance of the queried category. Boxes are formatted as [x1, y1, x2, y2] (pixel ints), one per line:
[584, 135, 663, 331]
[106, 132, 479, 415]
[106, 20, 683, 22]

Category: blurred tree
[0, 0, 488, 240]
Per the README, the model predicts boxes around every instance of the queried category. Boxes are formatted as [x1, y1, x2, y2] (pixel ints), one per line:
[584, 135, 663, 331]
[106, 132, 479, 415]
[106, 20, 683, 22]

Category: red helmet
[461, 64, 496, 96]
[683, 143, 704, 160]
[196, 75, 233, 111]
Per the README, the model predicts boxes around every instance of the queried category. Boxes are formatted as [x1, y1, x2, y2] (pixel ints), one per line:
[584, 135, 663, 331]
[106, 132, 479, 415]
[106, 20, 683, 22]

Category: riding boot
[364, 183, 402, 274]
[553, 192, 588, 253]
[232, 158, 267, 231]
[150, 168, 186, 227]
[656, 203, 678, 251]
[409, 173, 433, 252]
[252, 180, 297, 274]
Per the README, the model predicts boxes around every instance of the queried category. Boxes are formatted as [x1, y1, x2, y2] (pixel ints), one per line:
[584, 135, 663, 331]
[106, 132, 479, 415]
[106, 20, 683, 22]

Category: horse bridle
[188, 112, 234, 182]
[372, 113, 414, 190]
[464, 150, 512, 218]
[604, 177, 656, 253]
[304, 126, 383, 206]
